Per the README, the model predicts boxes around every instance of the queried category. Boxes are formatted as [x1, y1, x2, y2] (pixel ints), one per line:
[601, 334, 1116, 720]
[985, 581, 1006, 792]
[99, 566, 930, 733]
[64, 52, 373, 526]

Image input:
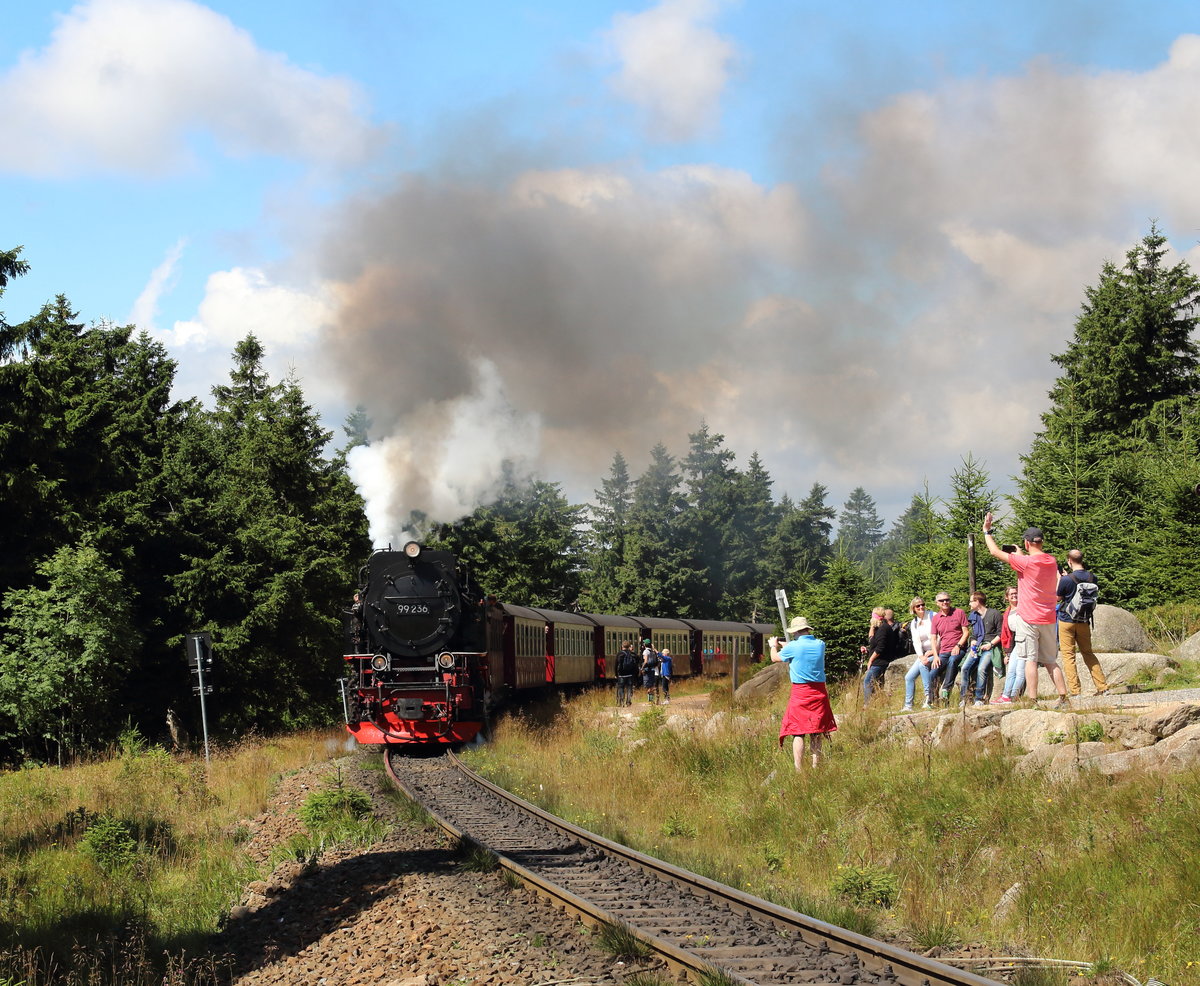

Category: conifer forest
[1, 226, 1198, 763]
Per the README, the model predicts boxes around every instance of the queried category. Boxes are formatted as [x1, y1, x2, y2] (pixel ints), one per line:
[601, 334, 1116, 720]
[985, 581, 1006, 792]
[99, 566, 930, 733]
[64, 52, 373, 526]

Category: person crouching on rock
[771, 616, 838, 769]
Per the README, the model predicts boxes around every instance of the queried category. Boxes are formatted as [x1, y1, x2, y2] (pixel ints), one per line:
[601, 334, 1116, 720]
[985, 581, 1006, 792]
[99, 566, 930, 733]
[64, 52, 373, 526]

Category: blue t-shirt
[780, 635, 826, 683]
[968, 609, 985, 647]
[660, 652, 673, 677]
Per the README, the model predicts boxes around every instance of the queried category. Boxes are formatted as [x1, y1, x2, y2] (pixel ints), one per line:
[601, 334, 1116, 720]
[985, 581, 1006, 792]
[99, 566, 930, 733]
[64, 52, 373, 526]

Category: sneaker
[663, 699, 670, 705]
[992, 695, 1012, 704]
[901, 704, 913, 712]
[973, 701, 985, 708]
[922, 700, 932, 709]
[1053, 696, 1071, 710]
[940, 689, 950, 702]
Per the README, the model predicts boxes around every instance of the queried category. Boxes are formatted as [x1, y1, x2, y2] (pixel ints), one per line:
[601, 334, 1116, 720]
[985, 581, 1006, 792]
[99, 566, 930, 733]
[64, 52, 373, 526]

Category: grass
[1125, 657, 1200, 693]
[461, 677, 1200, 986]
[594, 921, 651, 960]
[0, 728, 353, 986]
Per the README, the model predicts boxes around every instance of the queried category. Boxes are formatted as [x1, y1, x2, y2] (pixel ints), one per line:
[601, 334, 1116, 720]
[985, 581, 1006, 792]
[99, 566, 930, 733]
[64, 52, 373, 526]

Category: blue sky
[3, 1, 1199, 543]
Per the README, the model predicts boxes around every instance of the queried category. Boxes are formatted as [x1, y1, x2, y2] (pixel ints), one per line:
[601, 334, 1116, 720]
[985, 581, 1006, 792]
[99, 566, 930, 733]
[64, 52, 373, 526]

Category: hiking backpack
[1060, 571, 1099, 622]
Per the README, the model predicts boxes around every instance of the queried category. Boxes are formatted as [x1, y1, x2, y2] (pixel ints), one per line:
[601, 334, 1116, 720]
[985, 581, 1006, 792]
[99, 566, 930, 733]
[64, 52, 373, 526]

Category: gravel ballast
[212, 752, 638, 986]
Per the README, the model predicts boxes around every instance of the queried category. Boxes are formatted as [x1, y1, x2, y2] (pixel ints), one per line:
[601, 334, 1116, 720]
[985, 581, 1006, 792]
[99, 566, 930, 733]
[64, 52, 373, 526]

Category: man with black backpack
[1057, 549, 1109, 697]
[614, 641, 639, 707]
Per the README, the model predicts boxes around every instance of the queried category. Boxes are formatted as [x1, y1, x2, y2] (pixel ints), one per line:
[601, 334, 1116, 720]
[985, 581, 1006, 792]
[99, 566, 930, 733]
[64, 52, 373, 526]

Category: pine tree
[725, 452, 778, 620]
[873, 489, 938, 586]
[618, 445, 704, 616]
[794, 553, 876, 681]
[580, 452, 633, 613]
[836, 487, 885, 570]
[168, 336, 370, 730]
[888, 459, 1006, 605]
[793, 482, 836, 578]
[1014, 226, 1200, 605]
[431, 473, 585, 609]
[678, 423, 739, 619]
[342, 405, 371, 450]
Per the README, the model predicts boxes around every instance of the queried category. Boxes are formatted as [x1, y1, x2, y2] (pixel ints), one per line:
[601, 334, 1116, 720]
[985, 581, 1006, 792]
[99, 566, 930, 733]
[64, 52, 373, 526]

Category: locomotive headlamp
[403, 541, 422, 559]
[437, 652, 455, 670]
[370, 654, 390, 672]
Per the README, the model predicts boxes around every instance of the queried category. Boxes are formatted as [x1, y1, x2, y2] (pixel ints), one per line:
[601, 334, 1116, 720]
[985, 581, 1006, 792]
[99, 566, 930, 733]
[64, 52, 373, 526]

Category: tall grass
[462, 680, 1200, 986]
[0, 729, 350, 985]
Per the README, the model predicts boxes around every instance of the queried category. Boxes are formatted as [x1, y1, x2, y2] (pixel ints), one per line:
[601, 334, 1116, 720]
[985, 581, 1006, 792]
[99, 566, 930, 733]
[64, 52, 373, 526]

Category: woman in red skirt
[770, 615, 837, 769]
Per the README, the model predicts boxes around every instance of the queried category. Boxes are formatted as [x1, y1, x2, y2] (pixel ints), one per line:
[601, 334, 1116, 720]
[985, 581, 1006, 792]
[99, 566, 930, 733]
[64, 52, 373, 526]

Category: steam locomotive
[341, 543, 776, 746]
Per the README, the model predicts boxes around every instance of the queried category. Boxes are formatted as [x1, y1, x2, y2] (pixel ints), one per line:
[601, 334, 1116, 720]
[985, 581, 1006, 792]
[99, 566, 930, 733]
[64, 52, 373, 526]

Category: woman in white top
[902, 597, 936, 711]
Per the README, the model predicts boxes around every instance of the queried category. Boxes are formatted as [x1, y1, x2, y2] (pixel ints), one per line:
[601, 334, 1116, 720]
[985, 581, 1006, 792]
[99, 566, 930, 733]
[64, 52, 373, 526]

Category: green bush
[80, 815, 138, 871]
[1074, 721, 1105, 743]
[299, 787, 372, 830]
[661, 811, 697, 839]
[1135, 603, 1200, 648]
[831, 864, 899, 910]
[635, 706, 666, 735]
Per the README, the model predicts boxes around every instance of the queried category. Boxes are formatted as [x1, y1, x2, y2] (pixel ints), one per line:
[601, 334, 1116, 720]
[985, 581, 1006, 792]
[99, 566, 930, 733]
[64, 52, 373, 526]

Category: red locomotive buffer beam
[344, 652, 490, 745]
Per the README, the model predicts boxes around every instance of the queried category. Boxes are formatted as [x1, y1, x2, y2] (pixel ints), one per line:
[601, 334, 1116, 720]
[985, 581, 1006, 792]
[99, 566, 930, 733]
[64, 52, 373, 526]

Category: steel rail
[385, 751, 1003, 986]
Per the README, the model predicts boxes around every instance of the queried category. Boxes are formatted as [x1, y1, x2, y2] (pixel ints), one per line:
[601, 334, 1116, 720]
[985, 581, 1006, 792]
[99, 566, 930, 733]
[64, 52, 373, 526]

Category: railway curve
[386, 751, 1004, 986]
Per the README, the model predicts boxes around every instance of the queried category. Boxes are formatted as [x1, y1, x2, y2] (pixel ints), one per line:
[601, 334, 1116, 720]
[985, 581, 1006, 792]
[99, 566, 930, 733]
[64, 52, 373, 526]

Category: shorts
[1011, 614, 1060, 668]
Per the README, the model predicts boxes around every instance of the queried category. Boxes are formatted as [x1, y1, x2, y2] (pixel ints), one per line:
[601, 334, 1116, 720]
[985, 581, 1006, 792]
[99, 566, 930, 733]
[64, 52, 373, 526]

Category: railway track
[386, 751, 1003, 986]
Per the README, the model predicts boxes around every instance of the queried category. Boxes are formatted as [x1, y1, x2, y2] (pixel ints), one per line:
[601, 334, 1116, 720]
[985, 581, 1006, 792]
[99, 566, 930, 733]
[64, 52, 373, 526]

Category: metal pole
[774, 589, 791, 640]
[193, 635, 211, 766]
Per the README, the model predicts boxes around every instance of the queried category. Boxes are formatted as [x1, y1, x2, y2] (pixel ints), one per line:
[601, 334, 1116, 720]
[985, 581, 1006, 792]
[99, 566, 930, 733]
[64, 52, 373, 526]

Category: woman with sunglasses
[901, 597, 936, 711]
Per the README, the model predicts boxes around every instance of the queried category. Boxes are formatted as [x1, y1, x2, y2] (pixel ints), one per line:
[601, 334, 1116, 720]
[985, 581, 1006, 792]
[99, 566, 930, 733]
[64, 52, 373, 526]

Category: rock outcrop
[1175, 628, 1200, 661]
[734, 661, 789, 703]
[1090, 605, 1155, 652]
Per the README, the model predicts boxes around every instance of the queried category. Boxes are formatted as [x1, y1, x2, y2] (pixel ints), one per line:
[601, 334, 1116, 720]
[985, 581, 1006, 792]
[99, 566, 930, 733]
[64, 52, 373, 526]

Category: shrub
[80, 815, 138, 871]
[1074, 721, 1105, 743]
[299, 786, 372, 830]
[635, 706, 666, 735]
[1135, 603, 1200, 648]
[661, 811, 697, 839]
[831, 864, 899, 909]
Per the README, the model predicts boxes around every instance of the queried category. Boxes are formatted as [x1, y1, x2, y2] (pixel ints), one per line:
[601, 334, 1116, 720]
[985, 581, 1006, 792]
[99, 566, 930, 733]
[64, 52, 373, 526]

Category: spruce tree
[580, 451, 633, 613]
[678, 423, 739, 619]
[618, 444, 704, 616]
[1014, 226, 1200, 604]
[836, 487, 885, 570]
[169, 336, 370, 730]
[431, 475, 585, 609]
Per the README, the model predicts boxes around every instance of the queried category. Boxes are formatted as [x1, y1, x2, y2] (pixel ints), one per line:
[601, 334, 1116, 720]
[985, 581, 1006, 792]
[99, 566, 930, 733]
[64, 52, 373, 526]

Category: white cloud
[840, 35, 1200, 242]
[129, 238, 186, 332]
[161, 266, 334, 352]
[609, 0, 735, 141]
[0, 0, 376, 177]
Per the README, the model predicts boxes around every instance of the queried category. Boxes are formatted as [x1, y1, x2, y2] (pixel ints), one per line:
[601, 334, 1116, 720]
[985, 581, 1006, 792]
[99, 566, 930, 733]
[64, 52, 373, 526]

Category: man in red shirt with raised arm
[982, 512, 1070, 708]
